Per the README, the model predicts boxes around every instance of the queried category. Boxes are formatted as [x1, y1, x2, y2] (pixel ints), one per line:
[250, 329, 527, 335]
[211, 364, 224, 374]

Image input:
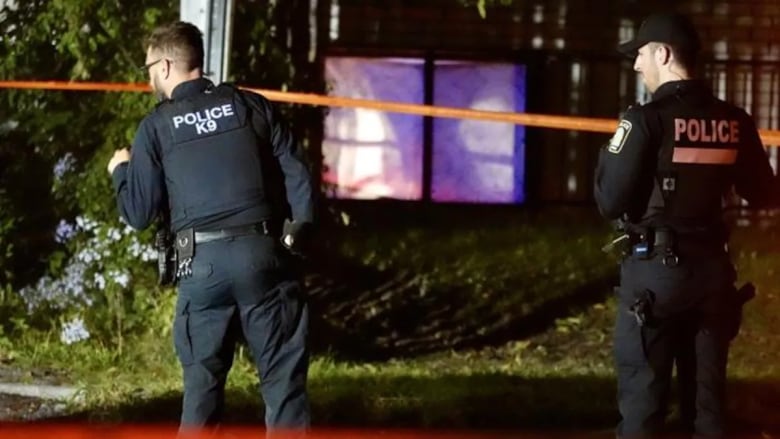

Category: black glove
[281, 219, 313, 256]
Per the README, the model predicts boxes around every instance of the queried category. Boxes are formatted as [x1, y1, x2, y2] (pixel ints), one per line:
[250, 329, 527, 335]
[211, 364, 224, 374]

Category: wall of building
[326, 0, 780, 203]
[331, 0, 780, 60]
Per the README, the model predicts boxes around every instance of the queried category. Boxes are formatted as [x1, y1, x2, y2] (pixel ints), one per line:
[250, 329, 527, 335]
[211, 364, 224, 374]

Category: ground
[1, 206, 778, 437]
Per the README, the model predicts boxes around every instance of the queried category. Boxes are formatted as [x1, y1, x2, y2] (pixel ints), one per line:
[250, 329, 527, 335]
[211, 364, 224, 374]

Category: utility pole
[180, 0, 235, 83]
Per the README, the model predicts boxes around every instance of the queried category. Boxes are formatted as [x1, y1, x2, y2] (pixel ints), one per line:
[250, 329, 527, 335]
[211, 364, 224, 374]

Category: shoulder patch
[607, 119, 633, 154]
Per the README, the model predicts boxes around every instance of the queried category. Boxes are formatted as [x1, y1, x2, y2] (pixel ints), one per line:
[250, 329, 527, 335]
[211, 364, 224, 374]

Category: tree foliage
[460, 0, 519, 18]
[0, 1, 179, 344]
[0, 0, 324, 348]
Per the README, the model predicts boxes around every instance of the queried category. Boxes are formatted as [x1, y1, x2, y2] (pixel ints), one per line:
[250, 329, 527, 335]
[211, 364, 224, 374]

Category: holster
[629, 289, 656, 327]
[155, 227, 177, 286]
[727, 282, 756, 340]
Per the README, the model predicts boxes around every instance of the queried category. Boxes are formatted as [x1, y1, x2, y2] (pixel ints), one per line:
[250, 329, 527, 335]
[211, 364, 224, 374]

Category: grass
[3, 205, 780, 435]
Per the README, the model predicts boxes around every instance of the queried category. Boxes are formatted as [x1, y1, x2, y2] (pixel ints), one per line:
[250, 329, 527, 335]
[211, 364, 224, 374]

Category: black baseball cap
[617, 13, 701, 57]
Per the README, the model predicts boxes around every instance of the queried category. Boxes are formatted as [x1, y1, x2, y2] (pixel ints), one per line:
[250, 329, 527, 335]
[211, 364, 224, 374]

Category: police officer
[107, 22, 313, 432]
[594, 13, 776, 438]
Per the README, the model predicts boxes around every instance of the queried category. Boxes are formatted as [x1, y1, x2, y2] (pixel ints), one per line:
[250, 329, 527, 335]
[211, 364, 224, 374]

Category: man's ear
[163, 59, 172, 79]
[656, 45, 671, 66]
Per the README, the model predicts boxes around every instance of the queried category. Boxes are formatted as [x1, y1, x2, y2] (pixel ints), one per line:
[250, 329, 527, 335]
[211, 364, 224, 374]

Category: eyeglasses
[138, 58, 164, 72]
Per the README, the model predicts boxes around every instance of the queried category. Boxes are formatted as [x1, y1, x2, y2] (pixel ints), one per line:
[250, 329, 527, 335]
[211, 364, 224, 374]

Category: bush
[0, 0, 325, 348]
[0, 0, 178, 345]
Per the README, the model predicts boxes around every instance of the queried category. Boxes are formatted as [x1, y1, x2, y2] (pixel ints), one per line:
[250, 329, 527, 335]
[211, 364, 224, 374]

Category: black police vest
[155, 84, 271, 231]
[640, 93, 740, 233]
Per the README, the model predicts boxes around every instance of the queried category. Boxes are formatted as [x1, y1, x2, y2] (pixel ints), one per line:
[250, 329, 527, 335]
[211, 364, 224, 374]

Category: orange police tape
[0, 425, 770, 439]
[2, 80, 780, 145]
[0, 425, 602, 439]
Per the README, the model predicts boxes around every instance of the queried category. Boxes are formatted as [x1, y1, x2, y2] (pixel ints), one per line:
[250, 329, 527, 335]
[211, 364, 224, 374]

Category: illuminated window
[431, 61, 526, 203]
[323, 56, 527, 203]
[323, 57, 424, 200]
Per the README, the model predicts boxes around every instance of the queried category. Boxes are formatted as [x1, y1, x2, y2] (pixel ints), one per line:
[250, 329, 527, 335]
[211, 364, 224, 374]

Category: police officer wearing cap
[594, 12, 776, 438]
[107, 22, 313, 431]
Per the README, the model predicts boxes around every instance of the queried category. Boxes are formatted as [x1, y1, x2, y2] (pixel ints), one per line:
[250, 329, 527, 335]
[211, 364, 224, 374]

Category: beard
[641, 70, 661, 94]
[151, 75, 167, 102]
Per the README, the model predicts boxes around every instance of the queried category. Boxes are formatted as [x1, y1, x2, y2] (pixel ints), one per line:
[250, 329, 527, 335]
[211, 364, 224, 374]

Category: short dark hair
[669, 45, 698, 74]
[648, 42, 698, 74]
[145, 21, 204, 71]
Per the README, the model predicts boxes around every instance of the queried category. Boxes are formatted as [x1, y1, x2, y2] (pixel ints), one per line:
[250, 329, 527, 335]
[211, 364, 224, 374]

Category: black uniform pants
[614, 246, 736, 439]
[173, 234, 309, 430]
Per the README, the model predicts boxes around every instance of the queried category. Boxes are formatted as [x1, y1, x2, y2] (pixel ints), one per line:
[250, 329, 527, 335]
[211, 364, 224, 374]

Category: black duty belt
[193, 221, 272, 244]
[629, 228, 679, 266]
[650, 229, 675, 247]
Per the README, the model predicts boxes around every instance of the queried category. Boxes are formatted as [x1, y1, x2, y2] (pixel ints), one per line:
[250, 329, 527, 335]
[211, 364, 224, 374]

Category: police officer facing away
[107, 22, 313, 431]
[594, 13, 776, 438]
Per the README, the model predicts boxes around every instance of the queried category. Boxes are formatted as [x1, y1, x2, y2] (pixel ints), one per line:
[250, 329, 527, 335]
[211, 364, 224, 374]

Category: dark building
[302, 0, 780, 204]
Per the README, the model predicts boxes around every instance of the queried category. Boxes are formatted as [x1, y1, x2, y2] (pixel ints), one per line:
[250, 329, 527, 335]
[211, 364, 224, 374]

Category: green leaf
[477, 0, 487, 18]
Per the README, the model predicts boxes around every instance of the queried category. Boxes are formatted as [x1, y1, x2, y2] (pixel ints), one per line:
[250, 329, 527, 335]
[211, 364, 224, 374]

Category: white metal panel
[180, 0, 234, 83]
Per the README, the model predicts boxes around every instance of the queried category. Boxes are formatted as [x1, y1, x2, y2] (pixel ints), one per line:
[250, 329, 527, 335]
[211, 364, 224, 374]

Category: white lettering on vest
[171, 104, 235, 135]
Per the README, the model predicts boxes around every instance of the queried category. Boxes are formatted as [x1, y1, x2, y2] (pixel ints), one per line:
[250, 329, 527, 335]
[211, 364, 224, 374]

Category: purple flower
[53, 153, 76, 180]
[60, 317, 90, 344]
[54, 219, 77, 244]
[18, 260, 91, 313]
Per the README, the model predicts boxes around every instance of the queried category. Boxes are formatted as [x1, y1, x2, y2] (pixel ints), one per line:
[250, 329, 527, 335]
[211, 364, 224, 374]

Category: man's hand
[281, 219, 313, 256]
[107, 148, 131, 174]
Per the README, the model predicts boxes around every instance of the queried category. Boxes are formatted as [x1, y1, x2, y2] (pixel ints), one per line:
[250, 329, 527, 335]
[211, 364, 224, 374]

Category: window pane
[323, 57, 424, 200]
[432, 62, 526, 203]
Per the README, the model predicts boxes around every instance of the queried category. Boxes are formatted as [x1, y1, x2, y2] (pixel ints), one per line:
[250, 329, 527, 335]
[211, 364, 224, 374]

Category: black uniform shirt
[112, 78, 314, 232]
[594, 80, 775, 228]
